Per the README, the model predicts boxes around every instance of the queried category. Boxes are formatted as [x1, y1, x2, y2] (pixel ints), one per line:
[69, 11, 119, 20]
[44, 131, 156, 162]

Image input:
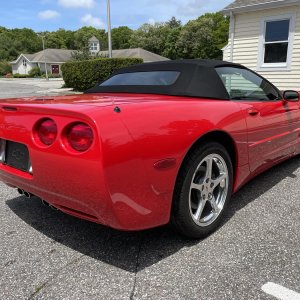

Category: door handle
[248, 108, 259, 116]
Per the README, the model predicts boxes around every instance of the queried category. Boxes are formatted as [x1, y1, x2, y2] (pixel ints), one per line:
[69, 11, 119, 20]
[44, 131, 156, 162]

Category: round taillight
[66, 123, 93, 152]
[37, 119, 57, 146]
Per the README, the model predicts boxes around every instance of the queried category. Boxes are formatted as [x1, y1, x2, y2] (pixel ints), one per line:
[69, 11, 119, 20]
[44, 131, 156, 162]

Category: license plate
[4, 140, 30, 172]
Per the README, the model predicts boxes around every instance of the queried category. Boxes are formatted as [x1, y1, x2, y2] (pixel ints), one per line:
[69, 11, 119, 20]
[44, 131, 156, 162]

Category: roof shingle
[12, 49, 73, 63]
[12, 48, 168, 64]
[89, 36, 99, 42]
[222, 0, 299, 12]
[99, 48, 169, 62]
[32, 49, 73, 63]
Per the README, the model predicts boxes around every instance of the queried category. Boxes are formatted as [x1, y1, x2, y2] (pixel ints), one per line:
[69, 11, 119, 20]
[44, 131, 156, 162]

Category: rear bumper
[0, 156, 111, 226]
[0, 150, 172, 231]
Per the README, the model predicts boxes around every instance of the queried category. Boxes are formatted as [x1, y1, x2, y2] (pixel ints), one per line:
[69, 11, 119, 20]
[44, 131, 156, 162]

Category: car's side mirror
[283, 90, 300, 102]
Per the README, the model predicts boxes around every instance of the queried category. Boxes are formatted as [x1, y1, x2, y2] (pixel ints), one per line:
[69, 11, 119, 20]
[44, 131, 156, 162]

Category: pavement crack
[28, 282, 47, 300]
[27, 254, 85, 300]
[4, 259, 16, 267]
[27, 229, 112, 299]
[129, 234, 144, 300]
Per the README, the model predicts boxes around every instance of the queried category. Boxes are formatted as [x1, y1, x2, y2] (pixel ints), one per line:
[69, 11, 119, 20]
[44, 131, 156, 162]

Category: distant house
[222, 0, 300, 90]
[11, 49, 73, 76]
[11, 35, 168, 76]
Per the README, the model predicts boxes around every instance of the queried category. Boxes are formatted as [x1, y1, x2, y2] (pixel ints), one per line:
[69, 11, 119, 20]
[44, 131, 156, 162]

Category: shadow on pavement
[6, 155, 300, 272]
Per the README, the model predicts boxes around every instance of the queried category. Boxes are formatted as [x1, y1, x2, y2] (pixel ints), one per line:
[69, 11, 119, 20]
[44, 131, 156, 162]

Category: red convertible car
[0, 60, 299, 238]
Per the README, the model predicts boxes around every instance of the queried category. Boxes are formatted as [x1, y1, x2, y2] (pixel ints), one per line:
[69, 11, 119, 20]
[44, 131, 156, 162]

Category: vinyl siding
[12, 59, 37, 75]
[224, 5, 300, 90]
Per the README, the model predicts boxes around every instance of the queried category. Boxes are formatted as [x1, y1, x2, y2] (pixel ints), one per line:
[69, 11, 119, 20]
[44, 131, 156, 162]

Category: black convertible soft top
[85, 59, 247, 100]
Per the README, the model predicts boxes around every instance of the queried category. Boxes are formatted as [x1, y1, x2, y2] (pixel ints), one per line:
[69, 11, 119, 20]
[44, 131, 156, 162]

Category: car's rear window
[100, 71, 180, 86]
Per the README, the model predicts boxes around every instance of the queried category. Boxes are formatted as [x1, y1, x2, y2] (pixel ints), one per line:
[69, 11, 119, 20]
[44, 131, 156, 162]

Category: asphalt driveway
[1, 156, 300, 300]
[0, 78, 76, 99]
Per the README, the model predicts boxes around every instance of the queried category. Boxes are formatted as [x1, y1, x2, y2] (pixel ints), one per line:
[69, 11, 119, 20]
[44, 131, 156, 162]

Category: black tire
[171, 141, 233, 239]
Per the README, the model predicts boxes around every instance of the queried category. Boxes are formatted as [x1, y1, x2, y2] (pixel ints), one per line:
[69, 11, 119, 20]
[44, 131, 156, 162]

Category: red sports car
[0, 60, 299, 238]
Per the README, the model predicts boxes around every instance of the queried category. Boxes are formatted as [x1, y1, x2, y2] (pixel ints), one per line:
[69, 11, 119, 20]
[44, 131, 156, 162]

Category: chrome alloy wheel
[189, 153, 229, 227]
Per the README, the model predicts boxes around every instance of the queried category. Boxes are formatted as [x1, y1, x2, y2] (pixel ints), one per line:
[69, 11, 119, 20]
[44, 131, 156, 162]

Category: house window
[264, 19, 289, 63]
[90, 42, 98, 51]
[258, 14, 295, 71]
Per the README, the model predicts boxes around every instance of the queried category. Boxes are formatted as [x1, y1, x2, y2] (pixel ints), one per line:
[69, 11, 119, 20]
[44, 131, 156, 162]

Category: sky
[0, 0, 233, 31]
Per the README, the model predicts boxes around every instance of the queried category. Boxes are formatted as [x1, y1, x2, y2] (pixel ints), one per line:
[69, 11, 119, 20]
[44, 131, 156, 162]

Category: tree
[42, 29, 76, 49]
[0, 12, 229, 62]
[176, 13, 229, 60]
[162, 27, 181, 60]
[11, 28, 41, 53]
[129, 23, 165, 54]
[166, 17, 182, 29]
[74, 27, 107, 50]
[0, 28, 41, 61]
[0, 61, 12, 76]
[129, 21, 182, 59]
[112, 26, 133, 49]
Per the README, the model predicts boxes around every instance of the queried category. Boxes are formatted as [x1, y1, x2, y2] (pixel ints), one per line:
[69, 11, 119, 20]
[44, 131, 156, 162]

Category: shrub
[0, 61, 12, 76]
[13, 73, 30, 78]
[29, 67, 41, 77]
[61, 57, 143, 91]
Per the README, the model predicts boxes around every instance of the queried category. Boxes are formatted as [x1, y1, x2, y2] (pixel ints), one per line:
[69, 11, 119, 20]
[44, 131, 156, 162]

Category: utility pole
[41, 36, 49, 80]
[107, 0, 113, 58]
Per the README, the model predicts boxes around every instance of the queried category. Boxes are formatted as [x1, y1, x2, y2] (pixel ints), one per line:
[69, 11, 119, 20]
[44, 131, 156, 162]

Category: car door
[285, 92, 300, 154]
[216, 67, 299, 175]
[241, 100, 299, 174]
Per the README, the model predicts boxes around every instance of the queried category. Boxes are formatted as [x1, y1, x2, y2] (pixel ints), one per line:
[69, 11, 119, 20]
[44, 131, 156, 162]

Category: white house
[222, 0, 300, 90]
[11, 34, 169, 76]
[11, 46, 168, 76]
[11, 49, 73, 76]
[11, 36, 102, 75]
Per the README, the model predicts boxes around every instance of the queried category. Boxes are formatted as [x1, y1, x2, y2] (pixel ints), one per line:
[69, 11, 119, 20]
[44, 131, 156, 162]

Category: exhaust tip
[49, 204, 58, 211]
[41, 200, 58, 210]
[17, 188, 24, 195]
[24, 191, 32, 198]
[41, 200, 50, 207]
